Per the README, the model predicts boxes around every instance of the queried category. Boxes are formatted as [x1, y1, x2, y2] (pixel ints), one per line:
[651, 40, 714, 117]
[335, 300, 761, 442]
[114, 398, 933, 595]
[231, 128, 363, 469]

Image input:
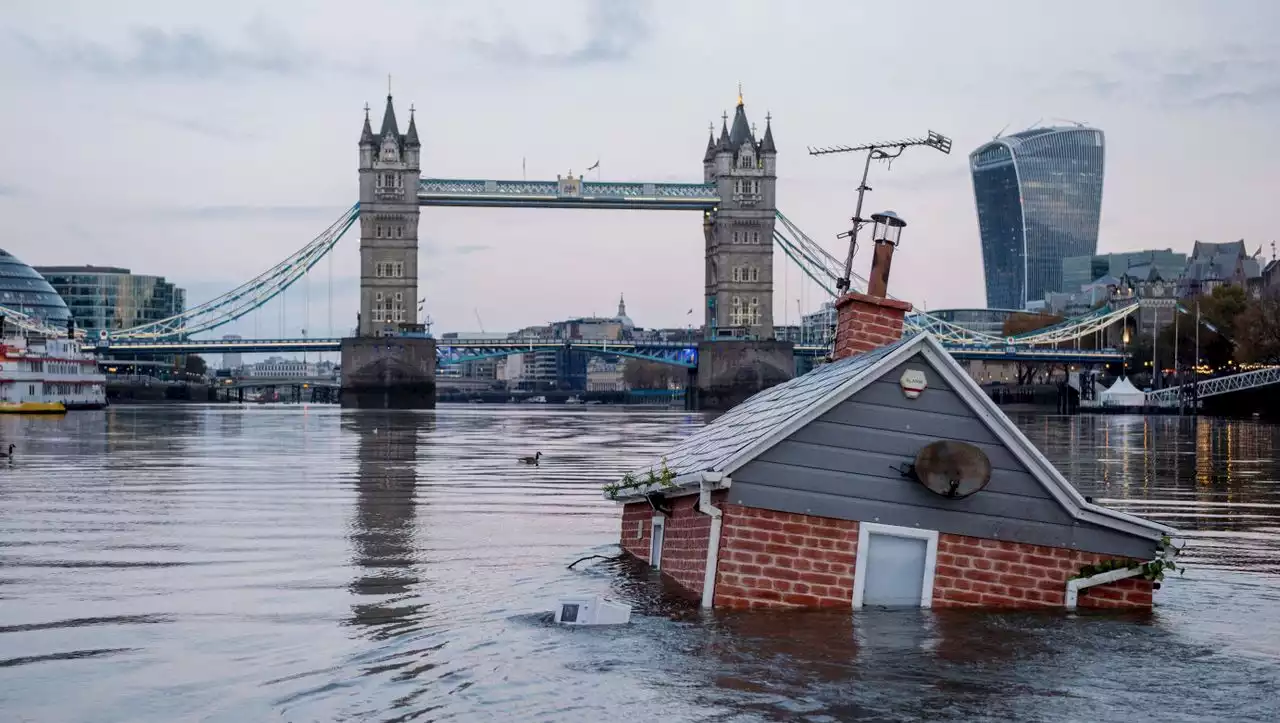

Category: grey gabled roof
[1191, 239, 1245, 260]
[612, 332, 1173, 541]
[640, 337, 909, 479]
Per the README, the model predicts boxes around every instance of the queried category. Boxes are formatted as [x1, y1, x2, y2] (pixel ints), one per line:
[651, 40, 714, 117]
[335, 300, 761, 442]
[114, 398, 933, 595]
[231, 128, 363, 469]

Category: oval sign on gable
[899, 368, 928, 399]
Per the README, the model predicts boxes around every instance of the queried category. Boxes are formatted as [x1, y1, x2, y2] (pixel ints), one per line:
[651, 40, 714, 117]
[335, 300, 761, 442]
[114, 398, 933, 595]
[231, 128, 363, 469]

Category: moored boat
[0, 327, 107, 412]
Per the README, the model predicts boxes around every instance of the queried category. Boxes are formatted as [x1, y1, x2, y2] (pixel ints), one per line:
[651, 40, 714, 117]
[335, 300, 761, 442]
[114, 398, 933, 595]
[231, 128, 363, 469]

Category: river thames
[1, 406, 1278, 722]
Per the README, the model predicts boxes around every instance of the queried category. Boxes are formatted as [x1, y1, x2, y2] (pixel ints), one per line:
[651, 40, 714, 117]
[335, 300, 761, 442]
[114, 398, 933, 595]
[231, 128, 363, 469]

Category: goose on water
[518, 451, 542, 465]
[0, 444, 14, 459]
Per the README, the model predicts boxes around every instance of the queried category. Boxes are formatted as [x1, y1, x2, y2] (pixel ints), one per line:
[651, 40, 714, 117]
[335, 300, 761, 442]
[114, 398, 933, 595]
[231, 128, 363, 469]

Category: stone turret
[357, 93, 420, 337]
[703, 88, 777, 340]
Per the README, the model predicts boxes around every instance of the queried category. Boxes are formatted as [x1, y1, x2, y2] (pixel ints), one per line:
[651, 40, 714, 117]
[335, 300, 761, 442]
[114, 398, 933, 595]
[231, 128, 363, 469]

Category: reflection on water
[1020, 414, 1280, 575]
[0, 406, 1278, 722]
[346, 413, 426, 636]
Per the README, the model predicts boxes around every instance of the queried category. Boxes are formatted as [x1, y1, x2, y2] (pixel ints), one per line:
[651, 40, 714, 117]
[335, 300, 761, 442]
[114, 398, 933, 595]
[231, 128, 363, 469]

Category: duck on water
[518, 451, 541, 465]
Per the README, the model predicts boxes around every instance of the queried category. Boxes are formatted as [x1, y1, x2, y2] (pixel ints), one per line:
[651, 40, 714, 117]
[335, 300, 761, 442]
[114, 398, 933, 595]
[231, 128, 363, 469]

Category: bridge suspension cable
[109, 203, 360, 341]
[772, 209, 1142, 348]
[0, 307, 81, 338]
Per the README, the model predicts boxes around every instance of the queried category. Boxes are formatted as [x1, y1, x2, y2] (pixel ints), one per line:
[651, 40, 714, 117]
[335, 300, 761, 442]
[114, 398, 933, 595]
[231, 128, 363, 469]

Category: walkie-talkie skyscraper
[970, 126, 1105, 309]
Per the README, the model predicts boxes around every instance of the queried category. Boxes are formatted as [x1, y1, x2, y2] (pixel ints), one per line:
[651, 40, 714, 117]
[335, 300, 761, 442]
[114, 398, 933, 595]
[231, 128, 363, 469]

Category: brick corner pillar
[833, 292, 914, 359]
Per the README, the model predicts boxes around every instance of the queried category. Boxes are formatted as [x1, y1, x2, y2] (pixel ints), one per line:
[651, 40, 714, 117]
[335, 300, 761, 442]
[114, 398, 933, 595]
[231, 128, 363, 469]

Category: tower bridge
[65, 87, 1139, 410]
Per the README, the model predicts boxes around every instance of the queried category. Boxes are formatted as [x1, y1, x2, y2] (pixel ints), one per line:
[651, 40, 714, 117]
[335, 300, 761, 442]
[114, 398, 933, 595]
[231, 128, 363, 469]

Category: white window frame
[852, 522, 939, 610]
[649, 515, 666, 569]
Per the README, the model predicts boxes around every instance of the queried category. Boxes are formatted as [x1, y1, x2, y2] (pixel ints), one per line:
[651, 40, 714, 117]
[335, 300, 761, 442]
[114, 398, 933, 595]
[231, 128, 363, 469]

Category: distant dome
[0, 248, 71, 324]
[615, 293, 634, 330]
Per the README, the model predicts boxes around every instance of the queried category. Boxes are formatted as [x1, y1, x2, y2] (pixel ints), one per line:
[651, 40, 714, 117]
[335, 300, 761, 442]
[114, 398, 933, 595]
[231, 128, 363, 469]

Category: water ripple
[0, 406, 1276, 721]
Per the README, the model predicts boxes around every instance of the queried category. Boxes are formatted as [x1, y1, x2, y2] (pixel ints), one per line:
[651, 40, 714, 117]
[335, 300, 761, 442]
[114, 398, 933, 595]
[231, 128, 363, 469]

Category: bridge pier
[340, 337, 437, 409]
[687, 340, 794, 411]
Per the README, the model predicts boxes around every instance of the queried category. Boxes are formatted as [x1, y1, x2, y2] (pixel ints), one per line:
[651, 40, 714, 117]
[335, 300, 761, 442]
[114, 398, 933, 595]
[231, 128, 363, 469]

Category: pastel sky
[1, 0, 1277, 339]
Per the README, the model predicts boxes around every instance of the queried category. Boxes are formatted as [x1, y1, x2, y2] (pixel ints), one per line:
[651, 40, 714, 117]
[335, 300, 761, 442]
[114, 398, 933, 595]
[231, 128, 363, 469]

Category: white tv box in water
[554, 595, 632, 625]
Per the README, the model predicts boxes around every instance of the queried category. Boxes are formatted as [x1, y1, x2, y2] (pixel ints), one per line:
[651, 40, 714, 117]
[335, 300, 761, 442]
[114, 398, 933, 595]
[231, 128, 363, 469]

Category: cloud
[11, 21, 315, 80]
[451, 244, 492, 255]
[470, 0, 651, 68]
[0, 183, 22, 197]
[1064, 46, 1280, 108]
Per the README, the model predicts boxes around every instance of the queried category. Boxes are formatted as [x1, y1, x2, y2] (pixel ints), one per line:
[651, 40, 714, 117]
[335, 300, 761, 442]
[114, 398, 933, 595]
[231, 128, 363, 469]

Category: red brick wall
[933, 534, 1153, 609]
[623, 503, 1154, 611]
[620, 502, 650, 560]
[713, 505, 859, 609]
[833, 292, 913, 359]
[619, 495, 719, 599]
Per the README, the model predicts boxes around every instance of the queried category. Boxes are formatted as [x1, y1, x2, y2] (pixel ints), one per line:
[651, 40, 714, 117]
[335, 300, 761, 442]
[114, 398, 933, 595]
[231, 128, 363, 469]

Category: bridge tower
[690, 90, 792, 411]
[703, 91, 777, 340]
[357, 93, 421, 336]
[342, 91, 436, 409]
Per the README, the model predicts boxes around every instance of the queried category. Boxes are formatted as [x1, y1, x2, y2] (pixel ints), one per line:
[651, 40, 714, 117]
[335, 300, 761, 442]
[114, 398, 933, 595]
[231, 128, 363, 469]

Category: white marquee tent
[1100, 377, 1146, 407]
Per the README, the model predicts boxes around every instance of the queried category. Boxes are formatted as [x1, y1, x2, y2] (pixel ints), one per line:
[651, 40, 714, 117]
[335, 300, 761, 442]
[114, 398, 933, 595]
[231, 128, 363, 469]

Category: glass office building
[34, 265, 185, 337]
[0, 248, 73, 325]
[970, 126, 1106, 309]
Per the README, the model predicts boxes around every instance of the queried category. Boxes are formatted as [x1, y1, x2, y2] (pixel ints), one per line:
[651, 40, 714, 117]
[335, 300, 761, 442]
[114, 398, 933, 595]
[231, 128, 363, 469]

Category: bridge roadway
[417, 179, 720, 210]
[88, 337, 1124, 365]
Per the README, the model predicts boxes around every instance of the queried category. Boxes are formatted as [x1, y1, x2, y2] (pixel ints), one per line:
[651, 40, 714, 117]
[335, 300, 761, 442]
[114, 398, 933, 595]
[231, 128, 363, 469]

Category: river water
[1, 406, 1278, 722]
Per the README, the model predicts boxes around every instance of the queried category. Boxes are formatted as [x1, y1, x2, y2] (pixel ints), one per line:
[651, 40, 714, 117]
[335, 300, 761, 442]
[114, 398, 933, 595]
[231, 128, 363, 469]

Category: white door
[650, 516, 665, 569]
[853, 523, 939, 609]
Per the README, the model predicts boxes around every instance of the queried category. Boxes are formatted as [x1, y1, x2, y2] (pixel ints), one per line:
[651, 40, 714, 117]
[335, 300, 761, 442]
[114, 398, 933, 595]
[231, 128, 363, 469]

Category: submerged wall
[619, 502, 1154, 611]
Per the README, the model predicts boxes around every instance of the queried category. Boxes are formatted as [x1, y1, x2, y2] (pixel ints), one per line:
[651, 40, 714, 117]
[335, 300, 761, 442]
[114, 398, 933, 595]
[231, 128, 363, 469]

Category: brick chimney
[833, 233, 913, 360]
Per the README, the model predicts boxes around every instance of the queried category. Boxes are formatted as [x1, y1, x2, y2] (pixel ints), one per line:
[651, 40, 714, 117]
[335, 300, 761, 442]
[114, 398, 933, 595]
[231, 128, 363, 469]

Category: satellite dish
[913, 440, 992, 499]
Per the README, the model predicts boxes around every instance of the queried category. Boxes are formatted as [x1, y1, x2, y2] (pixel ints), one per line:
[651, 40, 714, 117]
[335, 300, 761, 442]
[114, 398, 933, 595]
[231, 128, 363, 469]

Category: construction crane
[474, 308, 485, 334]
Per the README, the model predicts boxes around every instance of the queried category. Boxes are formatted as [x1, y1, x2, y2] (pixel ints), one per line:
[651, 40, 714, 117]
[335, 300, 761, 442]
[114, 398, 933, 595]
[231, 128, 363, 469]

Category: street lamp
[866, 211, 907, 298]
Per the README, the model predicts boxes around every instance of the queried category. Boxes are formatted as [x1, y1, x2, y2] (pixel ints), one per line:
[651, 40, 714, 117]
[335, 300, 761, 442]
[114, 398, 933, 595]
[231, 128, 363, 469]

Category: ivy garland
[602, 458, 677, 499]
[1071, 535, 1184, 582]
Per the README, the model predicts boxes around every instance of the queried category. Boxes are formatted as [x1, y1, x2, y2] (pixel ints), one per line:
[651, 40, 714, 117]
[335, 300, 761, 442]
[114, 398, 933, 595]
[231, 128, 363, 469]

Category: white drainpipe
[1064, 566, 1144, 610]
[697, 476, 725, 609]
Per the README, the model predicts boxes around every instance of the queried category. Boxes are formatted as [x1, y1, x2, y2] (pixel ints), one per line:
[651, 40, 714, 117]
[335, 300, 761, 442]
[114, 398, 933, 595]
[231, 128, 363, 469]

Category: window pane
[862, 533, 928, 607]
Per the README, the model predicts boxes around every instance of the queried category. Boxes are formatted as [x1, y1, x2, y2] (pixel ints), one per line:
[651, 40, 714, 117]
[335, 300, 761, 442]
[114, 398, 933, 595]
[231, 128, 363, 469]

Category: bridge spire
[760, 112, 777, 154]
[405, 104, 420, 148]
[379, 92, 399, 138]
[729, 92, 753, 146]
[703, 123, 717, 162]
[359, 102, 374, 145]
[717, 111, 731, 150]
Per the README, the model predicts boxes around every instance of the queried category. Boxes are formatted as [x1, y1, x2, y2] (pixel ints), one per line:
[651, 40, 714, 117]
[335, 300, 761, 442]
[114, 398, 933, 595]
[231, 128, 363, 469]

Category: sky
[1, 0, 1277, 340]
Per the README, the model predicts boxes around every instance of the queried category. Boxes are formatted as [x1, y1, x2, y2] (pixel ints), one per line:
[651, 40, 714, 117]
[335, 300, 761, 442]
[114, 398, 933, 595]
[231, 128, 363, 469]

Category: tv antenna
[807, 130, 952, 293]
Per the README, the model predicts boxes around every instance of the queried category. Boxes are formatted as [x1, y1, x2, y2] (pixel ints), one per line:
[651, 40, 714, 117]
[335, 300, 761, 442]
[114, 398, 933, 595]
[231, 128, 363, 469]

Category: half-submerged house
[605, 230, 1176, 611]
